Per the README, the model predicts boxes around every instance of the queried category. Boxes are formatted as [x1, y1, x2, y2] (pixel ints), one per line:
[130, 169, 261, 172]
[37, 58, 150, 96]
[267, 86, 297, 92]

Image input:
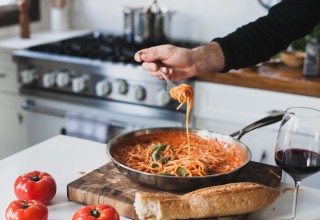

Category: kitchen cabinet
[23, 100, 65, 147]
[0, 52, 20, 94]
[0, 30, 92, 159]
[0, 51, 28, 159]
[0, 93, 27, 159]
[193, 81, 320, 188]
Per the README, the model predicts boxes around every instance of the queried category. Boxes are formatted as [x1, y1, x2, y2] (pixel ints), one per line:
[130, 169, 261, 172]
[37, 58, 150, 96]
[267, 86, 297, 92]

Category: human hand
[134, 44, 197, 81]
[134, 42, 225, 81]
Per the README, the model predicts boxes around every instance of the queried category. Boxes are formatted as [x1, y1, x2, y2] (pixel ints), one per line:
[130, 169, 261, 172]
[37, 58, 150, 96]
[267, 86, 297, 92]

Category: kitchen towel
[65, 112, 82, 138]
[65, 112, 110, 143]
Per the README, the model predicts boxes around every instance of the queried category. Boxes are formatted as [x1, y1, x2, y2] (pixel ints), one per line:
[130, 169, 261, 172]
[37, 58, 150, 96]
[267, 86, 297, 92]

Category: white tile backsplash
[69, 0, 268, 42]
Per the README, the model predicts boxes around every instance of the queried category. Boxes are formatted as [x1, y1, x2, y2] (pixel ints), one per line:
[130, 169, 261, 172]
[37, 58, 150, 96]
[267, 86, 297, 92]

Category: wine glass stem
[291, 180, 301, 220]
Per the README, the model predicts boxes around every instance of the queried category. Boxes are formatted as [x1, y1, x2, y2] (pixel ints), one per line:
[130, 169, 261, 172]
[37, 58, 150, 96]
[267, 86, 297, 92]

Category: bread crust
[134, 182, 280, 220]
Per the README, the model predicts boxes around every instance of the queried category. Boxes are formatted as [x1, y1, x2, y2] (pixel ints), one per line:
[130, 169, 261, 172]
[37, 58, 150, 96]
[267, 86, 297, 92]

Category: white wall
[0, 0, 268, 42]
[69, 0, 268, 42]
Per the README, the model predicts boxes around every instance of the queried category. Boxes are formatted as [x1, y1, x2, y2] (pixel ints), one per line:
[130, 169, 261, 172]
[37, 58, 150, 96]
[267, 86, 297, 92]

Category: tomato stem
[90, 208, 100, 218]
[31, 175, 40, 182]
[21, 201, 29, 209]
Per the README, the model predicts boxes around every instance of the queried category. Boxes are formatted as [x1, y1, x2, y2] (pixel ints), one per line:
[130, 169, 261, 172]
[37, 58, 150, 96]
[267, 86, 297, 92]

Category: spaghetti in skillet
[111, 132, 246, 177]
[112, 83, 246, 177]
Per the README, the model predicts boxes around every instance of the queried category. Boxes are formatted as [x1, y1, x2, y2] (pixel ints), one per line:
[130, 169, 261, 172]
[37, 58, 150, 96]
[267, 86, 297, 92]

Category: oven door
[21, 97, 185, 146]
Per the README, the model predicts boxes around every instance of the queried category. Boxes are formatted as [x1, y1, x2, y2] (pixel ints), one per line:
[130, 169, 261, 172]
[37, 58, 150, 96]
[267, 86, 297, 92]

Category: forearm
[191, 42, 225, 75]
[213, 0, 320, 72]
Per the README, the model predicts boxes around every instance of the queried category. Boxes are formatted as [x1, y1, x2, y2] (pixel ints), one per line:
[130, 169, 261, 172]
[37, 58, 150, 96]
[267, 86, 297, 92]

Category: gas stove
[26, 32, 198, 64]
[13, 31, 201, 118]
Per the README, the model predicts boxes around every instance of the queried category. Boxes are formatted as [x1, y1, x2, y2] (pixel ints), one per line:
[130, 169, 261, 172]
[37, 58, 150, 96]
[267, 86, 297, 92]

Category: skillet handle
[230, 111, 285, 140]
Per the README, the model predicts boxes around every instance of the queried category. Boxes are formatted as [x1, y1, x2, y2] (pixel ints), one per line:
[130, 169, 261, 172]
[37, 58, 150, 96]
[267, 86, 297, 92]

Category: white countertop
[0, 30, 91, 52]
[0, 135, 319, 220]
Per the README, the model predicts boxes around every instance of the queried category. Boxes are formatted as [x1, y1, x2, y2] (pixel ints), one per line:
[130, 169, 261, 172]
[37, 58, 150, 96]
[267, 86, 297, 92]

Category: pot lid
[142, 0, 161, 13]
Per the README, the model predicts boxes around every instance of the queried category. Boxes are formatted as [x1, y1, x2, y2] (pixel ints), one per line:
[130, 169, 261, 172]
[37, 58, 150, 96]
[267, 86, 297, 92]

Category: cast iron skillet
[106, 111, 284, 191]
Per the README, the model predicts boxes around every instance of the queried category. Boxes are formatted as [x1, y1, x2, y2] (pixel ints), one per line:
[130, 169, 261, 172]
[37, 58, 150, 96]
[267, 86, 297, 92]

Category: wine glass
[274, 107, 320, 220]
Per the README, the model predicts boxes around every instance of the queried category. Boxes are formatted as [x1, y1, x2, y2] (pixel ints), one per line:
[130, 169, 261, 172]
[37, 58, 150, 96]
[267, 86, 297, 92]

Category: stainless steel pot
[106, 111, 285, 191]
[123, 2, 175, 44]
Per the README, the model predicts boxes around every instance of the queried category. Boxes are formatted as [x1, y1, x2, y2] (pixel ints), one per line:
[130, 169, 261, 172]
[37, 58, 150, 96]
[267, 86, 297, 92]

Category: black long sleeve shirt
[213, 0, 320, 72]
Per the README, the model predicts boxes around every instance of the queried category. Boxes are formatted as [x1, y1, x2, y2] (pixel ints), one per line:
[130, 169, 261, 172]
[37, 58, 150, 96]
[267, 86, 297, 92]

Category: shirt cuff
[211, 37, 232, 73]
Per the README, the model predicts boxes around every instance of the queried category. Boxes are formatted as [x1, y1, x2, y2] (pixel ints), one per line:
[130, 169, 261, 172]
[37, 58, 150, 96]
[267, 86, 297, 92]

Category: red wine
[275, 148, 320, 181]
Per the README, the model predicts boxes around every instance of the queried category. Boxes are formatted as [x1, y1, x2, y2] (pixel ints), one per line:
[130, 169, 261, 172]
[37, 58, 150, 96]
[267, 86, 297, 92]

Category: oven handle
[21, 99, 65, 118]
[21, 99, 129, 128]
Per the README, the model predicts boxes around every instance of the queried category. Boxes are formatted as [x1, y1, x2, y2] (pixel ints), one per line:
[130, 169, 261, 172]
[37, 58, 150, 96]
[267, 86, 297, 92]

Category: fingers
[134, 45, 171, 63]
[134, 51, 143, 62]
[135, 49, 156, 62]
[141, 62, 161, 78]
[134, 45, 175, 81]
[156, 72, 171, 80]
[141, 62, 173, 73]
[148, 70, 175, 81]
[146, 68, 173, 82]
[142, 62, 159, 72]
[142, 61, 171, 72]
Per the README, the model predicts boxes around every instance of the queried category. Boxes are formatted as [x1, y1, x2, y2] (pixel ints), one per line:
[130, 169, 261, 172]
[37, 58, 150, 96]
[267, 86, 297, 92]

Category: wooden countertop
[195, 64, 320, 98]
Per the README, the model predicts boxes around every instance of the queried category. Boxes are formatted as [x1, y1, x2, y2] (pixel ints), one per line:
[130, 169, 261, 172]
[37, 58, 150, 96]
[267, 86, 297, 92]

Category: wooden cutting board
[67, 161, 282, 220]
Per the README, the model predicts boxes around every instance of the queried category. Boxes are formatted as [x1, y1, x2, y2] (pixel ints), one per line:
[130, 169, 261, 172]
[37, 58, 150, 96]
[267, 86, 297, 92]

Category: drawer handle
[0, 73, 6, 78]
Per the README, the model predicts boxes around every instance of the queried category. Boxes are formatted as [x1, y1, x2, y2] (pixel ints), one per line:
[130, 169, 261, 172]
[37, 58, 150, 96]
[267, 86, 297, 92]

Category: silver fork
[158, 70, 177, 92]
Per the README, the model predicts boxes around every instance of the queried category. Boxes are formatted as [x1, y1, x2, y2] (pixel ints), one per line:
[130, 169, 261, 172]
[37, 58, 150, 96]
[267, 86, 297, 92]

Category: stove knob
[72, 75, 89, 93]
[156, 87, 171, 106]
[42, 72, 55, 88]
[134, 86, 146, 101]
[116, 79, 128, 95]
[95, 80, 111, 97]
[20, 69, 36, 85]
[56, 72, 70, 87]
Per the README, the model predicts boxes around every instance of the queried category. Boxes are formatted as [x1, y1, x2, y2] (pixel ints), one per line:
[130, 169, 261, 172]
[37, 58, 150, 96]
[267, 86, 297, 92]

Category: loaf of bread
[134, 182, 280, 220]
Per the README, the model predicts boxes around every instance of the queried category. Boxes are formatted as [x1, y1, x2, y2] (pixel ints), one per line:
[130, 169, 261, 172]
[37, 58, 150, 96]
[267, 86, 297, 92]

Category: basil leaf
[153, 144, 159, 151]
[153, 144, 167, 151]
[151, 144, 167, 162]
[158, 144, 167, 151]
[160, 156, 171, 165]
[176, 166, 187, 176]
[152, 163, 159, 168]
[151, 150, 160, 161]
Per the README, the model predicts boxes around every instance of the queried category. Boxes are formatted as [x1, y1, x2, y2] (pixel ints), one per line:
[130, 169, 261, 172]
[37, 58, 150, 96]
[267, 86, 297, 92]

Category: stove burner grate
[28, 32, 201, 65]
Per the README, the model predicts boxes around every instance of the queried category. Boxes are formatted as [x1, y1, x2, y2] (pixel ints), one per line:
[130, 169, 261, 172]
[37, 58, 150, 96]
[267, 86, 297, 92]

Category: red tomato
[72, 204, 120, 220]
[14, 170, 57, 204]
[6, 200, 48, 220]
